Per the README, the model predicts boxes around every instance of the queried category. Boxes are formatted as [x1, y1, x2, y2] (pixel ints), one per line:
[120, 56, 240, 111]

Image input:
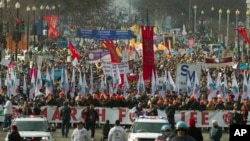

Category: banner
[205, 57, 233, 68]
[176, 64, 201, 91]
[88, 50, 111, 63]
[141, 26, 155, 81]
[2, 106, 250, 127]
[43, 15, 58, 38]
[77, 29, 132, 39]
[102, 40, 120, 63]
[102, 62, 130, 75]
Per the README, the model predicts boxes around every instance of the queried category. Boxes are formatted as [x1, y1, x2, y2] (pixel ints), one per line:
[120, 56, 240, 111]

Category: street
[0, 126, 229, 141]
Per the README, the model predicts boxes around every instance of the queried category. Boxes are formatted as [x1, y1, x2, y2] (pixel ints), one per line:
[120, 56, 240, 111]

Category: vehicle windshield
[132, 122, 166, 133]
[13, 121, 49, 131]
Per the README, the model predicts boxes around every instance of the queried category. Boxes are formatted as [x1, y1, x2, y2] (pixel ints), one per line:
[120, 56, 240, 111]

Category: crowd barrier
[0, 106, 249, 127]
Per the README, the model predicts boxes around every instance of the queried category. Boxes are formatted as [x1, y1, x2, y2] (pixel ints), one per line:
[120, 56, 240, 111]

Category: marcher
[209, 120, 222, 141]
[187, 118, 203, 141]
[101, 120, 111, 141]
[165, 102, 176, 130]
[71, 121, 90, 141]
[171, 121, 195, 141]
[108, 120, 126, 141]
[8, 125, 22, 141]
[60, 101, 71, 137]
[3, 96, 13, 130]
[82, 104, 99, 141]
[155, 124, 174, 141]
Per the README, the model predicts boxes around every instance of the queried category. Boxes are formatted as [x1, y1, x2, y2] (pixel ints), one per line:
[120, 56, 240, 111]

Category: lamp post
[226, 9, 230, 48]
[218, 9, 222, 36]
[235, 9, 240, 61]
[211, 6, 214, 36]
[32, 5, 36, 45]
[0, 2, 3, 21]
[26, 6, 30, 50]
[15, 2, 20, 61]
[193, 5, 197, 33]
[40, 5, 44, 19]
[46, 5, 50, 15]
[51, 5, 55, 14]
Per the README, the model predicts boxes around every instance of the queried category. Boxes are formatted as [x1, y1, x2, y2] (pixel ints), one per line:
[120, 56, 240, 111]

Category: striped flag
[45, 68, 53, 95]
[29, 72, 36, 99]
[70, 68, 75, 98]
[223, 74, 229, 101]
[207, 72, 216, 100]
[231, 72, 239, 101]
[35, 69, 42, 96]
[137, 71, 145, 94]
[192, 72, 200, 99]
[242, 72, 248, 102]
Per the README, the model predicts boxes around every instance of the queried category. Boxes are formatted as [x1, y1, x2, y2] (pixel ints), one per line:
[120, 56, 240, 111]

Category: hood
[129, 133, 161, 138]
[19, 131, 51, 137]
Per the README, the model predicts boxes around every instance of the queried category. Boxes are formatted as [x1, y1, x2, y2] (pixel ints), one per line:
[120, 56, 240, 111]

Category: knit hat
[188, 118, 196, 127]
[12, 125, 18, 131]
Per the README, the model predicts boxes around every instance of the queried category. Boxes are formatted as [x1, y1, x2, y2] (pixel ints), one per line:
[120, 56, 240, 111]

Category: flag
[51, 67, 55, 84]
[123, 70, 129, 96]
[100, 75, 107, 92]
[236, 27, 250, 44]
[29, 72, 36, 99]
[78, 72, 83, 95]
[5, 73, 11, 97]
[207, 72, 216, 100]
[114, 65, 121, 94]
[102, 40, 121, 63]
[69, 41, 80, 60]
[23, 76, 27, 96]
[231, 72, 239, 101]
[82, 73, 88, 95]
[60, 69, 69, 94]
[88, 50, 111, 63]
[137, 71, 145, 94]
[89, 66, 93, 94]
[141, 25, 155, 81]
[161, 71, 167, 94]
[70, 68, 76, 99]
[205, 57, 233, 68]
[45, 68, 53, 95]
[35, 69, 42, 96]
[168, 71, 176, 92]
[187, 74, 192, 96]
[223, 74, 229, 101]
[215, 73, 222, 97]
[242, 72, 248, 102]
[10, 68, 17, 96]
[151, 70, 156, 96]
[43, 15, 58, 38]
[192, 72, 200, 99]
[109, 66, 115, 94]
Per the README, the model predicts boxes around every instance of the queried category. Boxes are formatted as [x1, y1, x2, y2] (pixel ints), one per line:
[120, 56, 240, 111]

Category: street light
[218, 9, 222, 35]
[211, 6, 214, 36]
[235, 9, 240, 62]
[32, 5, 36, 45]
[0, 2, 3, 20]
[46, 5, 50, 14]
[51, 5, 55, 14]
[40, 5, 44, 18]
[226, 9, 230, 48]
[193, 5, 197, 33]
[26, 6, 30, 50]
[15, 1, 20, 61]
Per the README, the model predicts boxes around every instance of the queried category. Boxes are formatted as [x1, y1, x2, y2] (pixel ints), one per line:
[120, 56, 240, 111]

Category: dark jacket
[187, 126, 203, 141]
[60, 105, 71, 121]
[8, 131, 22, 141]
[209, 125, 222, 141]
[83, 107, 99, 123]
[102, 122, 111, 137]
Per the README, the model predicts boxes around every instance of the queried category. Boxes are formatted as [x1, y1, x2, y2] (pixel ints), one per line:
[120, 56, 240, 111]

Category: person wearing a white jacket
[3, 96, 12, 129]
[71, 121, 90, 141]
[108, 120, 126, 141]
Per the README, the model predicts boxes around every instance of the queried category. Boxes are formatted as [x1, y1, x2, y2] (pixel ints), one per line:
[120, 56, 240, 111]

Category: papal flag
[137, 71, 145, 94]
[207, 72, 216, 100]
[231, 72, 239, 101]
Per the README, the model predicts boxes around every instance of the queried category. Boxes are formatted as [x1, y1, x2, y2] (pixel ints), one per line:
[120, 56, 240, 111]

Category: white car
[5, 115, 56, 141]
[127, 116, 169, 141]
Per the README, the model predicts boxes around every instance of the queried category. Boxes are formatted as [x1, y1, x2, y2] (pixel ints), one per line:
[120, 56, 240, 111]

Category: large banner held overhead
[141, 26, 155, 81]
[77, 29, 132, 39]
[205, 57, 233, 68]
[102, 62, 130, 75]
[43, 15, 58, 38]
[176, 64, 201, 91]
[88, 50, 111, 63]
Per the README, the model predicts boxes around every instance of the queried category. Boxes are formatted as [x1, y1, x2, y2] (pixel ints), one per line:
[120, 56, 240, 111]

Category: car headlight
[41, 136, 49, 141]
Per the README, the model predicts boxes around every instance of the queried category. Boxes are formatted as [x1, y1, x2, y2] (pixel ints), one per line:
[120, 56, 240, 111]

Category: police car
[5, 115, 56, 141]
[127, 116, 169, 141]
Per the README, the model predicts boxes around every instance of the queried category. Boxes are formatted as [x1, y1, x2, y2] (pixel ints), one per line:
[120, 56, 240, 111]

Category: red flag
[164, 42, 171, 56]
[43, 15, 58, 38]
[236, 27, 250, 44]
[69, 41, 80, 60]
[141, 25, 155, 81]
[102, 40, 120, 63]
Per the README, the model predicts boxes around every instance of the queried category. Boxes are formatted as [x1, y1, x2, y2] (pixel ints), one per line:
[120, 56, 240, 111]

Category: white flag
[45, 68, 53, 95]
[231, 72, 239, 101]
[242, 72, 248, 102]
[70, 68, 75, 99]
[137, 71, 145, 94]
[207, 72, 216, 100]
[192, 72, 200, 99]
[29, 72, 36, 99]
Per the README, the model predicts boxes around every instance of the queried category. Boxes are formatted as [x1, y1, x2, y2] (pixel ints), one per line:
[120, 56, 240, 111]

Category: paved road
[0, 127, 229, 141]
